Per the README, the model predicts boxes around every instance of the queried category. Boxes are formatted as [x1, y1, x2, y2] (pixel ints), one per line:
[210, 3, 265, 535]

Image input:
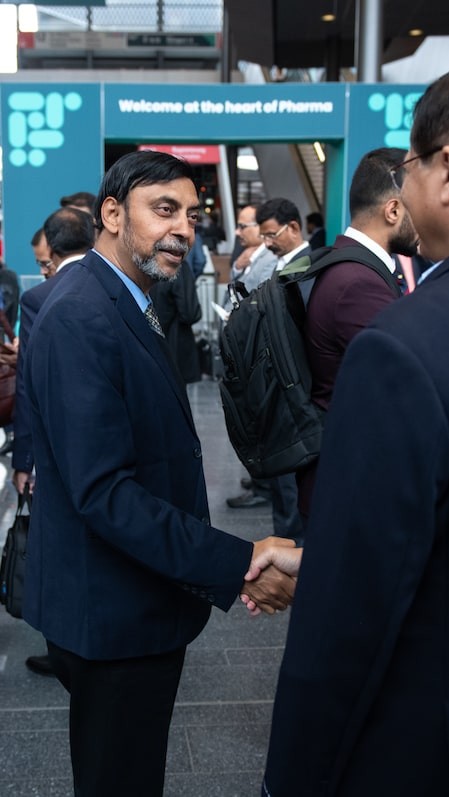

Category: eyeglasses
[236, 222, 258, 230]
[259, 223, 288, 241]
[36, 259, 53, 271]
[389, 145, 442, 191]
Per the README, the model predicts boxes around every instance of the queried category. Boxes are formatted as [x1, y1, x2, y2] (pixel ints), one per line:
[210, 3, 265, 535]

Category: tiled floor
[0, 380, 290, 796]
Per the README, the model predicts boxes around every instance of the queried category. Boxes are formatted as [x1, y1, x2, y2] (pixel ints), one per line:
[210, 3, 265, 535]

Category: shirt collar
[93, 248, 149, 312]
[55, 254, 86, 273]
[276, 241, 309, 271]
[417, 261, 442, 284]
[344, 226, 395, 274]
[250, 243, 269, 263]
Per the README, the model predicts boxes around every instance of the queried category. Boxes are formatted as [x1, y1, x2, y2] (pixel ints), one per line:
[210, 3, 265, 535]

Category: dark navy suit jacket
[13, 261, 80, 473]
[264, 258, 449, 796]
[23, 250, 252, 659]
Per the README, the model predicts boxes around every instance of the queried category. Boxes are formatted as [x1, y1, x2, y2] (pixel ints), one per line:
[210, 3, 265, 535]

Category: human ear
[101, 196, 121, 233]
[384, 196, 400, 226]
[440, 145, 449, 207]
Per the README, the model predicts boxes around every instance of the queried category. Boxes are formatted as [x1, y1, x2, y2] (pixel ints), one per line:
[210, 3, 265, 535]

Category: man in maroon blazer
[297, 147, 418, 520]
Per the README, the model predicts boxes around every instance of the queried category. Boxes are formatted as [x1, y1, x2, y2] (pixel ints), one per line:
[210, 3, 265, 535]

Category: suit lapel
[83, 251, 196, 430]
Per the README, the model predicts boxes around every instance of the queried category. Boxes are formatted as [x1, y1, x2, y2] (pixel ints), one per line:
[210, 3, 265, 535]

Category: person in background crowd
[31, 228, 55, 280]
[184, 229, 207, 279]
[151, 260, 203, 384]
[0, 260, 20, 456]
[306, 211, 326, 250]
[60, 191, 96, 217]
[13, 206, 95, 677]
[297, 148, 419, 529]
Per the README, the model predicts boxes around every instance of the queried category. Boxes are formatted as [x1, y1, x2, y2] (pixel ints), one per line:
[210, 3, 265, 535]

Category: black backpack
[219, 245, 400, 479]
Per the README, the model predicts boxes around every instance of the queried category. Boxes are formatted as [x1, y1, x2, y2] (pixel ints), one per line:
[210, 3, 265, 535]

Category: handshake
[240, 536, 303, 616]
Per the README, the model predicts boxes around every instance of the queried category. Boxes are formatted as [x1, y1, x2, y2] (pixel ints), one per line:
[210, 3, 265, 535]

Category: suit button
[201, 516, 210, 525]
[207, 594, 214, 602]
[193, 447, 202, 458]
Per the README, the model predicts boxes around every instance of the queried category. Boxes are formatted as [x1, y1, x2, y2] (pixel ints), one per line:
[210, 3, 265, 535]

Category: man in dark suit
[12, 206, 95, 676]
[22, 151, 300, 797]
[297, 147, 418, 520]
[258, 72, 449, 796]
[13, 206, 96, 492]
[306, 211, 326, 250]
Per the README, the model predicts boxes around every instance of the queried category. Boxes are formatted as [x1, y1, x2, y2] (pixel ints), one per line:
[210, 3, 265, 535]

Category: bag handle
[16, 483, 32, 516]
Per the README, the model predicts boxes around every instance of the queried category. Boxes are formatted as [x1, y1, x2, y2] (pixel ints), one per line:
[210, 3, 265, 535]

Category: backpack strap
[279, 245, 402, 298]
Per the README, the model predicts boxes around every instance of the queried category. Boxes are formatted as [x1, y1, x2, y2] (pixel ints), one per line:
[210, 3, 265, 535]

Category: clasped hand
[240, 536, 303, 616]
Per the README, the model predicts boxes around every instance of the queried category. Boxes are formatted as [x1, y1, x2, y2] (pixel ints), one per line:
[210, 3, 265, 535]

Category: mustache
[154, 239, 189, 257]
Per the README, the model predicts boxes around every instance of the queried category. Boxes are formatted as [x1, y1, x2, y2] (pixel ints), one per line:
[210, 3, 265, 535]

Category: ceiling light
[321, 13, 336, 22]
[408, 28, 424, 37]
[313, 142, 326, 163]
[18, 5, 38, 33]
[0, 6, 18, 73]
[237, 154, 259, 171]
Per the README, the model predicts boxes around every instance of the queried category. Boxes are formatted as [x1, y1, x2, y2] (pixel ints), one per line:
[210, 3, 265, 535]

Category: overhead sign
[128, 34, 216, 47]
[0, 80, 425, 277]
[19, 31, 217, 51]
[27, 31, 127, 50]
[105, 83, 346, 143]
[138, 143, 221, 163]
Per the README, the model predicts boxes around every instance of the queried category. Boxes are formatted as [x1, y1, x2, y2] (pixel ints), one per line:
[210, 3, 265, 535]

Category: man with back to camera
[12, 206, 96, 676]
[296, 147, 419, 523]
[224, 204, 279, 509]
[306, 210, 326, 250]
[227, 197, 311, 542]
[254, 73, 449, 796]
[60, 190, 96, 217]
[22, 150, 301, 797]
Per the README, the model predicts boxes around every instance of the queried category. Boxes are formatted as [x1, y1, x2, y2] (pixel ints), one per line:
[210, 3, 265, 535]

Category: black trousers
[47, 640, 186, 797]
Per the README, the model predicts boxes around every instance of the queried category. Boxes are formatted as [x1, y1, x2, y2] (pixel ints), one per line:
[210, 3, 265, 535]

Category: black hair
[30, 227, 45, 247]
[411, 72, 449, 156]
[94, 151, 197, 232]
[306, 212, 323, 227]
[43, 207, 95, 257]
[349, 147, 407, 218]
[60, 191, 97, 213]
[256, 197, 302, 228]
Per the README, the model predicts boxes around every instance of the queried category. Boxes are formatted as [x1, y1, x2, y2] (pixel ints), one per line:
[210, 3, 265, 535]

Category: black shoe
[0, 431, 14, 456]
[240, 477, 253, 490]
[25, 654, 55, 676]
[226, 491, 270, 508]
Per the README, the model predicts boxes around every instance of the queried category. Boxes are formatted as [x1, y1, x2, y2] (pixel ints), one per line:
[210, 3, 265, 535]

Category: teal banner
[0, 80, 428, 278]
[346, 84, 424, 187]
[1, 83, 102, 276]
[338, 83, 425, 227]
[104, 83, 346, 143]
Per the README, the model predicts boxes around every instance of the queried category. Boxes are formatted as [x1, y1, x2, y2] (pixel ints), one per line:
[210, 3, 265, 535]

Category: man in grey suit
[230, 204, 278, 293]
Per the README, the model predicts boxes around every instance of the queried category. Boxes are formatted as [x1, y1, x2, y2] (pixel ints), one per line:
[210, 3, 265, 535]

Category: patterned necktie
[144, 303, 165, 337]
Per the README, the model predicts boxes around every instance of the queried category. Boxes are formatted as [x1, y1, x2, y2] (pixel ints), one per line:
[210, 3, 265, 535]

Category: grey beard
[132, 253, 179, 282]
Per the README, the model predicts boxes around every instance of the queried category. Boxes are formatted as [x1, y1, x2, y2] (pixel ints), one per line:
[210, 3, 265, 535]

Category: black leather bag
[0, 486, 31, 618]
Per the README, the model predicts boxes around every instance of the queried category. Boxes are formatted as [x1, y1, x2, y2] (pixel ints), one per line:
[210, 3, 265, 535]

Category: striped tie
[144, 303, 165, 337]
